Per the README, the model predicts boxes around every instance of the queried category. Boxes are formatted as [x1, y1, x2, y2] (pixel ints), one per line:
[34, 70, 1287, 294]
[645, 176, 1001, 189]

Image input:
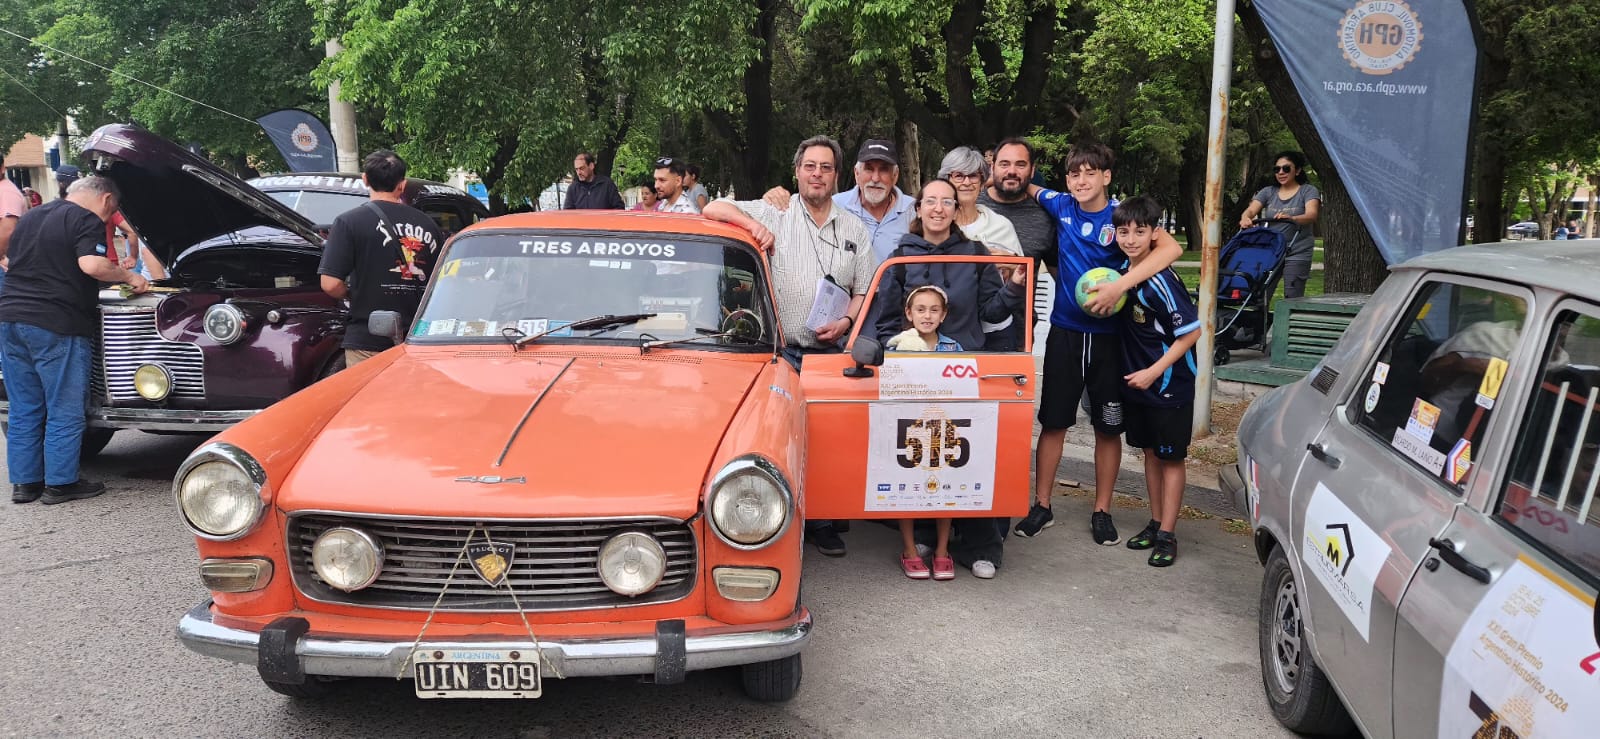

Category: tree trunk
[898, 119, 920, 191]
[1472, 144, 1509, 244]
[1177, 152, 1207, 252]
[1239, 4, 1386, 293]
[736, 0, 778, 195]
[1586, 175, 1598, 237]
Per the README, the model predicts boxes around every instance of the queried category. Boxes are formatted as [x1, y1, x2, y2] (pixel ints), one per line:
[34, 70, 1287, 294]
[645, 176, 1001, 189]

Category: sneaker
[1013, 504, 1055, 537]
[807, 523, 847, 557]
[1126, 519, 1160, 550]
[1090, 510, 1120, 546]
[1149, 531, 1177, 567]
[12, 483, 44, 504]
[931, 556, 956, 581]
[40, 479, 106, 505]
[900, 555, 931, 579]
[970, 559, 997, 579]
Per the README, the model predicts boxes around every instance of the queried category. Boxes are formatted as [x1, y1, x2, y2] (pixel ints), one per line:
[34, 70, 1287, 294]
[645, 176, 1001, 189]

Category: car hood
[277, 351, 765, 520]
[80, 124, 322, 265]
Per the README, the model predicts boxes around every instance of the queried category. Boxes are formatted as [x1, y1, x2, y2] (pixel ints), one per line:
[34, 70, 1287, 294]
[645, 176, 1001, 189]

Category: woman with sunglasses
[1239, 151, 1321, 298]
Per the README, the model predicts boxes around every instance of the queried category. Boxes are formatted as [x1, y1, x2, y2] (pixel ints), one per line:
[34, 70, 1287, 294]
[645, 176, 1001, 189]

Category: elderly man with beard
[703, 135, 874, 557]
[763, 138, 913, 262]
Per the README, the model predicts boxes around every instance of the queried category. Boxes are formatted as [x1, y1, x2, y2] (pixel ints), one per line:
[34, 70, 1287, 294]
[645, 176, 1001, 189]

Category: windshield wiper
[512, 313, 657, 348]
[641, 327, 770, 352]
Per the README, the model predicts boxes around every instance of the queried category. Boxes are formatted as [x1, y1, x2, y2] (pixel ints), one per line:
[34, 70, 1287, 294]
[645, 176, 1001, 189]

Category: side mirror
[843, 336, 884, 378]
[368, 310, 405, 344]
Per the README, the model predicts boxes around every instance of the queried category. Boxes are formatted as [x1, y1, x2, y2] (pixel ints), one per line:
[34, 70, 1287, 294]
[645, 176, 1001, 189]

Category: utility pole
[1193, 0, 1237, 438]
[325, 38, 360, 173]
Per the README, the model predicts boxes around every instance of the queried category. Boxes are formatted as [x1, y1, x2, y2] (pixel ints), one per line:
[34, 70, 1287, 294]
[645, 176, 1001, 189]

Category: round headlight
[312, 527, 384, 592]
[707, 457, 791, 548]
[177, 459, 263, 539]
[133, 363, 172, 401]
[597, 531, 666, 596]
[203, 303, 247, 344]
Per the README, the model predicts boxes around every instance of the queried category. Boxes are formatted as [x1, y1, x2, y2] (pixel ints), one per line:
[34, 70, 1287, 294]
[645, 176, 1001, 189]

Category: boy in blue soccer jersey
[1016, 143, 1184, 546]
[1111, 196, 1200, 567]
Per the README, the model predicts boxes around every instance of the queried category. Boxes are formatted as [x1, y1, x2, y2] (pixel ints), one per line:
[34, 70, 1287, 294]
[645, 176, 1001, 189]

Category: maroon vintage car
[0, 124, 483, 456]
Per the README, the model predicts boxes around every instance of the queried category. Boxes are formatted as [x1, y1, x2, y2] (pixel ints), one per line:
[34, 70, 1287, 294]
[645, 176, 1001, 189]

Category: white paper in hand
[804, 277, 850, 332]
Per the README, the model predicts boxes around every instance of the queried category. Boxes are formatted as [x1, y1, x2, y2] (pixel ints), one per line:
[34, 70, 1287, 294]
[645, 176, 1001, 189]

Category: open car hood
[80, 124, 323, 265]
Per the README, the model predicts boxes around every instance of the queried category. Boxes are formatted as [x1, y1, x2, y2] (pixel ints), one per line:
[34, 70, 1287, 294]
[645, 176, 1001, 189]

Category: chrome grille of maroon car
[99, 306, 206, 401]
[288, 514, 698, 611]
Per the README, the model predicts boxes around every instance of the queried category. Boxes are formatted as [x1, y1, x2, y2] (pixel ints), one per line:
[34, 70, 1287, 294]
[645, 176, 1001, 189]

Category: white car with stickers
[1220, 240, 1600, 737]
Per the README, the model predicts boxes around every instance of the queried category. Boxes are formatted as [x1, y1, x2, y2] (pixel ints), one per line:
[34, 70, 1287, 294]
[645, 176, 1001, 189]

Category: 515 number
[897, 418, 971, 469]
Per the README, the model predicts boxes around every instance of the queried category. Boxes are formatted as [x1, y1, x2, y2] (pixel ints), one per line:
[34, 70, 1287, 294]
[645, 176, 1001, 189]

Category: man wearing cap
[652, 157, 699, 214]
[765, 138, 914, 262]
[563, 152, 625, 210]
[53, 164, 80, 200]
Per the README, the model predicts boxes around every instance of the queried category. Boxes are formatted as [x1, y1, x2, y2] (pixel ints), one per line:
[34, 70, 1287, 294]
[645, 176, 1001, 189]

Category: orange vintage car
[173, 211, 1033, 702]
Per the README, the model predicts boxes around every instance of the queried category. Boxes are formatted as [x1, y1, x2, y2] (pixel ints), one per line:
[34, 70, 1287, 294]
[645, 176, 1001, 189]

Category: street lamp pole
[1194, 0, 1237, 438]
[325, 37, 360, 174]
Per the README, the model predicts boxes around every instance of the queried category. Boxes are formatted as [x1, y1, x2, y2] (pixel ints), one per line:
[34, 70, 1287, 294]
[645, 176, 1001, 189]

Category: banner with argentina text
[256, 109, 337, 173]
[1254, 1, 1477, 264]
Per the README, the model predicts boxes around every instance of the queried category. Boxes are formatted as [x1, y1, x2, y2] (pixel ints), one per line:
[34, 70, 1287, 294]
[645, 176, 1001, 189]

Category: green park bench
[1213, 293, 1368, 387]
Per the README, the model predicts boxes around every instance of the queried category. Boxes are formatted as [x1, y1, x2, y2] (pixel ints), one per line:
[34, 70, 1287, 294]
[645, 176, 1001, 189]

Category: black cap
[856, 139, 898, 165]
[55, 164, 81, 181]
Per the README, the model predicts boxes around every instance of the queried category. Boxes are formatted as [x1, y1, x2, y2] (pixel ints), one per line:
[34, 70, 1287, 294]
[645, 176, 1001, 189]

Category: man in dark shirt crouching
[1, 175, 149, 505]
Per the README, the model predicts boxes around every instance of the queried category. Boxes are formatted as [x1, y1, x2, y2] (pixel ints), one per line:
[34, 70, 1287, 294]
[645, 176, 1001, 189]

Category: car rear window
[1354, 281, 1526, 492]
[266, 190, 367, 225]
[1496, 307, 1600, 581]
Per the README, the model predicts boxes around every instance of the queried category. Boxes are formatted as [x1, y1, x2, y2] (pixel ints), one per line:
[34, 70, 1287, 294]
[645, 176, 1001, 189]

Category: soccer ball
[1074, 267, 1125, 315]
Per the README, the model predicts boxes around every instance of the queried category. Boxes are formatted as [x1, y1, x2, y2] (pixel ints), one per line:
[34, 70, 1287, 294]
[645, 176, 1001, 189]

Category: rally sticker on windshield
[1437, 558, 1599, 737]
[1300, 483, 1391, 641]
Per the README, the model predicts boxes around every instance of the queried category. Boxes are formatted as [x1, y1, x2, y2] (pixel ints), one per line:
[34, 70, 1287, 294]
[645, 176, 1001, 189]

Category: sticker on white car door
[1301, 483, 1393, 641]
[1436, 558, 1598, 737]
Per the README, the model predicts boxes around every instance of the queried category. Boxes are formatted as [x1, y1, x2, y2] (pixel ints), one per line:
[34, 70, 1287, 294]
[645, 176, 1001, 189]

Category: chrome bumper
[177, 601, 811, 680]
[0, 401, 255, 432]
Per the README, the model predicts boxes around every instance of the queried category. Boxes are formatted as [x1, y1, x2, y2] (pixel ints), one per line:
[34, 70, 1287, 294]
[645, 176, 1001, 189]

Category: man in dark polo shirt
[978, 137, 1057, 325]
[0, 175, 149, 505]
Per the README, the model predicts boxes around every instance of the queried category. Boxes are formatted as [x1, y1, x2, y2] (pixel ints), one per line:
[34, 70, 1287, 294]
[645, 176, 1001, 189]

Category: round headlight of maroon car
[133, 363, 172, 401]
[597, 531, 666, 596]
[202, 303, 247, 345]
[311, 528, 384, 592]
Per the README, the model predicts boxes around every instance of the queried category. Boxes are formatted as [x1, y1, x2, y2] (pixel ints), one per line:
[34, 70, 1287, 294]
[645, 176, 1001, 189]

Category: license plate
[412, 648, 542, 699]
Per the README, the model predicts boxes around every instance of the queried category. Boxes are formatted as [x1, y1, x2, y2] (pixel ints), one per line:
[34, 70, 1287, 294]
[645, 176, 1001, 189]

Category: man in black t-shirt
[317, 150, 445, 366]
[0, 175, 149, 505]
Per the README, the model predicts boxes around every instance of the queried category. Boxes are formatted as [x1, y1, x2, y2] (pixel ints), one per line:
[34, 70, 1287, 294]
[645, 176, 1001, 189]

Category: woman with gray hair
[938, 147, 1023, 351]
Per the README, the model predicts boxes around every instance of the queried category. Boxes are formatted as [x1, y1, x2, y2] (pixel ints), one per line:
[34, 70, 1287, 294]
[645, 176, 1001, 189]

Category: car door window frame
[1340, 273, 1536, 497]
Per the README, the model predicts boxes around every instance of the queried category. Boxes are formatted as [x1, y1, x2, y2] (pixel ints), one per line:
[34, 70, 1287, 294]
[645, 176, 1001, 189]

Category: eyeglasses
[946, 172, 982, 182]
[919, 197, 957, 209]
[800, 162, 836, 174]
[1274, 165, 1295, 174]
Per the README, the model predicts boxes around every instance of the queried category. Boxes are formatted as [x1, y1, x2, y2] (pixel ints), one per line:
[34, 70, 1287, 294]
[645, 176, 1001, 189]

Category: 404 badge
[865, 402, 998, 512]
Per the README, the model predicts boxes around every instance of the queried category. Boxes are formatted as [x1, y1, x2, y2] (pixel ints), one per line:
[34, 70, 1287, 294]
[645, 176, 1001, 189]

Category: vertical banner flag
[1255, 1, 1477, 264]
[256, 109, 337, 173]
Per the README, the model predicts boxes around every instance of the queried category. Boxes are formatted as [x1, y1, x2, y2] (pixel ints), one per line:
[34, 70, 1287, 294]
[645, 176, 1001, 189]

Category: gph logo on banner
[1339, 1, 1423, 76]
[290, 122, 319, 153]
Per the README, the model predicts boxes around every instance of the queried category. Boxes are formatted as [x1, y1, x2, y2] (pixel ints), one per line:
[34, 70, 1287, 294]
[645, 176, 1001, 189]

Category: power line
[0, 65, 65, 120]
[0, 25, 256, 126]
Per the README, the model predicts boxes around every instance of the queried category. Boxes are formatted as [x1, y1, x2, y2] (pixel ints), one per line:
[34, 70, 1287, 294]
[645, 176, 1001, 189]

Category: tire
[80, 428, 116, 460]
[262, 675, 342, 699]
[1215, 347, 1231, 366]
[740, 654, 802, 702]
[1258, 546, 1354, 735]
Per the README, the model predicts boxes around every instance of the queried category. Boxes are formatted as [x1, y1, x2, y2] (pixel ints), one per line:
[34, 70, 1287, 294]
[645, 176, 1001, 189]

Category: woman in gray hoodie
[873, 178, 1025, 350]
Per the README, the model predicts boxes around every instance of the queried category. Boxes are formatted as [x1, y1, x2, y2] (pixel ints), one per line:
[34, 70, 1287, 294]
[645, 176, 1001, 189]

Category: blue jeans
[0, 322, 93, 486]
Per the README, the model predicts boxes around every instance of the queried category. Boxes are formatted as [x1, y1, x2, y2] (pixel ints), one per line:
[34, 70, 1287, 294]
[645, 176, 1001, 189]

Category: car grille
[288, 514, 698, 611]
[99, 306, 205, 401]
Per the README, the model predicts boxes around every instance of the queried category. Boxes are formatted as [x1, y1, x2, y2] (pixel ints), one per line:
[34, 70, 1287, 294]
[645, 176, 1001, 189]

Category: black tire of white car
[1258, 546, 1354, 735]
[740, 654, 802, 702]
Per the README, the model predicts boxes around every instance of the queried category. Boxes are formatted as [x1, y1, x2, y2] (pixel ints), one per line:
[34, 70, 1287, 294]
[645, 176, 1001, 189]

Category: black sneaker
[40, 479, 106, 505]
[12, 482, 44, 504]
[806, 523, 847, 557]
[1126, 519, 1160, 550]
[1013, 504, 1055, 537]
[1149, 531, 1177, 567]
[1090, 510, 1120, 546]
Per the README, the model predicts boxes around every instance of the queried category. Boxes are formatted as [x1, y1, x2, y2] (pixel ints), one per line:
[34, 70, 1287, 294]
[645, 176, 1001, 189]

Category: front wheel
[740, 654, 802, 702]
[1258, 546, 1353, 735]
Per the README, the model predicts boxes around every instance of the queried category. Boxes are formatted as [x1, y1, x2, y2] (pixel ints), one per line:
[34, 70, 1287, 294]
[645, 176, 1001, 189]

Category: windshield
[266, 190, 367, 225]
[412, 232, 775, 348]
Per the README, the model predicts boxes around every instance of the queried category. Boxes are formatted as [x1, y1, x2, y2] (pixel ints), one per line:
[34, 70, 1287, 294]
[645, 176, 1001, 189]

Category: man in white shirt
[653, 157, 700, 214]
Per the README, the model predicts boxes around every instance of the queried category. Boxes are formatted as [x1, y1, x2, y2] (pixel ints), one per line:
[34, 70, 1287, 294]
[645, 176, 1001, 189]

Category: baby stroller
[1210, 225, 1286, 366]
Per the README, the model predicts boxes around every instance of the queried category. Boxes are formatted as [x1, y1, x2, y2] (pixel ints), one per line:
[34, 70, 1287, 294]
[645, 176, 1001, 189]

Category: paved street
[0, 431, 1292, 738]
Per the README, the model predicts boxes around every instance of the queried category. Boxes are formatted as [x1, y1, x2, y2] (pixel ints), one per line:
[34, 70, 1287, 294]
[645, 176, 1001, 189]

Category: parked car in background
[1506, 221, 1539, 238]
[250, 172, 487, 238]
[1221, 241, 1600, 737]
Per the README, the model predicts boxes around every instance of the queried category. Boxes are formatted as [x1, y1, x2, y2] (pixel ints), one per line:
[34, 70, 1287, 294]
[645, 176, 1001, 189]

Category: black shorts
[1038, 326, 1125, 433]
[1124, 402, 1194, 461]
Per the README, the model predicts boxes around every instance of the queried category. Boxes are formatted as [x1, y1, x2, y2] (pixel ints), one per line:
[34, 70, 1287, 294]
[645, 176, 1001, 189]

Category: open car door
[801, 254, 1035, 519]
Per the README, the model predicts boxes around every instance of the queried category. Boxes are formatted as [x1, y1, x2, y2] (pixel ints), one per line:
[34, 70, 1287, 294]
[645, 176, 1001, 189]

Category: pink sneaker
[900, 555, 931, 579]
[931, 556, 956, 580]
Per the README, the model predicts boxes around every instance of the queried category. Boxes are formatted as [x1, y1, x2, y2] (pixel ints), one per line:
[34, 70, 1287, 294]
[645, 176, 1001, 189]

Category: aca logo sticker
[1339, 1, 1423, 76]
[941, 364, 978, 379]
